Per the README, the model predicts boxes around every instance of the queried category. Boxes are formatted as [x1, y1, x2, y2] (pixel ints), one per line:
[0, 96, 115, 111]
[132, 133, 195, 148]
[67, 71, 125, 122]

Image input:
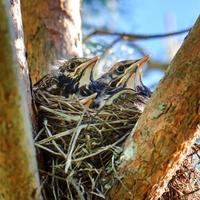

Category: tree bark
[21, 0, 83, 83]
[0, 1, 41, 199]
[108, 17, 200, 200]
[9, 0, 33, 120]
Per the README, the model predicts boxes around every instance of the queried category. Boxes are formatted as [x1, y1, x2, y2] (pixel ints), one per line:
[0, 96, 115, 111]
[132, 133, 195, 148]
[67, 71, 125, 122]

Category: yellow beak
[116, 55, 150, 88]
[80, 92, 97, 108]
[75, 56, 100, 86]
[74, 56, 100, 75]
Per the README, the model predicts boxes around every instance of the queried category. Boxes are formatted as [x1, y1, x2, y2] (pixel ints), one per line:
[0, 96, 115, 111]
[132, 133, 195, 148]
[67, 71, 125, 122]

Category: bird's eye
[69, 62, 76, 70]
[110, 80, 117, 88]
[116, 66, 125, 74]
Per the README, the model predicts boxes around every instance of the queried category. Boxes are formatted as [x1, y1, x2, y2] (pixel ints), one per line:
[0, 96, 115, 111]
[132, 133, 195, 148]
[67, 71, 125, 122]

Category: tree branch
[0, 1, 41, 199]
[21, 0, 83, 83]
[9, 0, 34, 125]
[108, 17, 200, 200]
[84, 27, 191, 42]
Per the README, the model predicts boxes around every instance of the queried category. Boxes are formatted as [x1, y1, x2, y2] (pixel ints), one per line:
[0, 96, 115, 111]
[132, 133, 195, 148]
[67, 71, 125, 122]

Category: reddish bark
[21, 0, 83, 83]
[0, 1, 41, 199]
[108, 17, 200, 200]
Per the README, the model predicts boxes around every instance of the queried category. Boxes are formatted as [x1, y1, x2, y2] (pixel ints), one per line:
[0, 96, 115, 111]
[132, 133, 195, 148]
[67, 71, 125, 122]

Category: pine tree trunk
[9, 0, 33, 120]
[0, 1, 41, 199]
[108, 17, 200, 200]
[21, 0, 83, 83]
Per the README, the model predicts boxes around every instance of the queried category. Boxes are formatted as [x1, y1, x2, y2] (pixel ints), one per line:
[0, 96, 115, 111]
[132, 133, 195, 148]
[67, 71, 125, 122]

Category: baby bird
[91, 55, 151, 109]
[33, 57, 99, 97]
[76, 59, 142, 99]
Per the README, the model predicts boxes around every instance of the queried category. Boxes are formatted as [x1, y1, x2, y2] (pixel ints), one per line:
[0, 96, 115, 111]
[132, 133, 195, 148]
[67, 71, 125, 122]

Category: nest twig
[34, 90, 141, 200]
[34, 90, 200, 200]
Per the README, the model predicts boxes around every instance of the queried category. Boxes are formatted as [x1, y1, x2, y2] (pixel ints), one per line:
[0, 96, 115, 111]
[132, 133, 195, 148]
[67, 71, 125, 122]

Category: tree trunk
[21, 0, 83, 83]
[108, 17, 200, 200]
[0, 1, 41, 199]
[9, 0, 33, 120]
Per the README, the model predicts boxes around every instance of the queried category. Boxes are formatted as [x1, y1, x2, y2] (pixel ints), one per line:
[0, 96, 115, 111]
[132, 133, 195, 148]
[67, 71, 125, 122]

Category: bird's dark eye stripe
[117, 66, 124, 72]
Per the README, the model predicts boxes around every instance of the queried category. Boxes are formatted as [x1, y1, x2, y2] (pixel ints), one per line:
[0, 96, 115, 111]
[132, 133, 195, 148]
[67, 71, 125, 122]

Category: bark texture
[9, 0, 33, 120]
[0, 1, 41, 199]
[108, 17, 200, 200]
[21, 0, 83, 83]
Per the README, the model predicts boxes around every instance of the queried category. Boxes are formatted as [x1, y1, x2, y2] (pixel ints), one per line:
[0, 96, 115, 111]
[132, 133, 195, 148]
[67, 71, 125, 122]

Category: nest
[34, 90, 200, 200]
[34, 90, 142, 200]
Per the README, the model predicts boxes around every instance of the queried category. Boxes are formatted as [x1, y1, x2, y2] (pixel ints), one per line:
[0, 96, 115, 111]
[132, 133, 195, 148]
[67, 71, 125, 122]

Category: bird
[33, 56, 99, 98]
[76, 58, 147, 99]
[76, 55, 150, 99]
[90, 55, 151, 109]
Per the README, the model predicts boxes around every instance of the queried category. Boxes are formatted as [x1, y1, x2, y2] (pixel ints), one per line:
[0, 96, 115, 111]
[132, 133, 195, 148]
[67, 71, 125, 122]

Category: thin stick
[65, 111, 86, 173]
[44, 119, 66, 159]
[40, 106, 81, 122]
[35, 143, 63, 156]
[37, 129, 74, 144]
[73, 132, 130, 162]
[84, 28, 191, 41]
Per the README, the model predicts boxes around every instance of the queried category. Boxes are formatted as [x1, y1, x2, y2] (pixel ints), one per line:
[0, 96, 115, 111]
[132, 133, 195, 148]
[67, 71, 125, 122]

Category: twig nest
[34, 90, 144, 199]
[34, 90, 200, 200]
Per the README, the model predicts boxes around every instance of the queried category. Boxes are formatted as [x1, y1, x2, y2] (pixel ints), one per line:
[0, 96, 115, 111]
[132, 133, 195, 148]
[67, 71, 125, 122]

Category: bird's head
[98, 60, 137, 86]
[91, 55, 151, 109]
[59, 56, 99, 87]
[108, 55, 149, 89]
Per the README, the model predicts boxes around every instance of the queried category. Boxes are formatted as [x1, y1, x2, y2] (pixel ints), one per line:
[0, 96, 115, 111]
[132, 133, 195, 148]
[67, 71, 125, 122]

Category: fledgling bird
[91, 55, 152, 109]
[76, 58, 144, 99]
[79, 61, 135, 109]
[33, 57, 99, 98]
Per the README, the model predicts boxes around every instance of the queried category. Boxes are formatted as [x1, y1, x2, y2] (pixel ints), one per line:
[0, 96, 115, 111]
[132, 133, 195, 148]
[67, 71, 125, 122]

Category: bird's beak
[75, 56, 100, 86]
[116, 55, 150, 88]
[80, 92, 97, 108]
[126, 55, 150, 74]
[74, 56, 99, 75]
[133, 55, 150, 89]
[135, 55, 150, 68]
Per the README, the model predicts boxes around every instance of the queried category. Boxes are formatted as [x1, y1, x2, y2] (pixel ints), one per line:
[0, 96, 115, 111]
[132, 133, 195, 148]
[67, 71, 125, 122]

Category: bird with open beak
[33, 57, 99, 98]
[90, 55, 151, 109]
[76, 58, 144, 99]
[123, 55, 152, 97]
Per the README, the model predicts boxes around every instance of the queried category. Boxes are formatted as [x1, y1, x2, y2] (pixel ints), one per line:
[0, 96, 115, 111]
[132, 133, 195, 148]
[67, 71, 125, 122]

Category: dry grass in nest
[34, 90, 141, 200]
[34, 90, 200, 200]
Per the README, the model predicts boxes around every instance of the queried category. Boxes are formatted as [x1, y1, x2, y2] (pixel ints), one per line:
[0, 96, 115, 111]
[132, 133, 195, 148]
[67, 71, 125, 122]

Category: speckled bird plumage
[90, 55, 151, 109]
[33, 57, 99, 97]
[76, 59, 141, 99]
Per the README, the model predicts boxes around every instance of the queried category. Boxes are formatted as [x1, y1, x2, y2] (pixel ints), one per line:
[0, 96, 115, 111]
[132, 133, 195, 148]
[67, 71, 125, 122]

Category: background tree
[82, 0, 197, 88]
[21, 0, 83, 83]
[108, 17, 200, 200]
[0, 0, 83, 199]
[0, 1, 40, 199]
[0, 0, 199, 199]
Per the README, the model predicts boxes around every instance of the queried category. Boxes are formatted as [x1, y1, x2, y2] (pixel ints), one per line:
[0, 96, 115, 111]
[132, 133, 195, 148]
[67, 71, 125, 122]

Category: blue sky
[83, 0, 200, 89]
[117, 0, 199, 32]
[115, 0, 199, 59]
